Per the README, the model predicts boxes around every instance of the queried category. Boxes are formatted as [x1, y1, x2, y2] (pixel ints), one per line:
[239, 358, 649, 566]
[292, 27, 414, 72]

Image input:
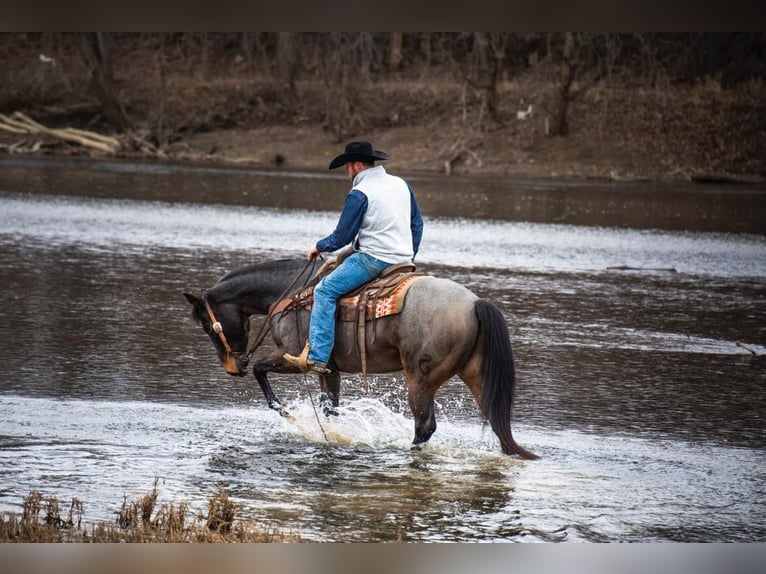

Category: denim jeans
[308, 251, 391, 365]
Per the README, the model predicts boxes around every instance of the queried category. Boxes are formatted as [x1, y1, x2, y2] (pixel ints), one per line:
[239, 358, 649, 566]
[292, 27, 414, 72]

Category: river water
[0, 157, 764, 542]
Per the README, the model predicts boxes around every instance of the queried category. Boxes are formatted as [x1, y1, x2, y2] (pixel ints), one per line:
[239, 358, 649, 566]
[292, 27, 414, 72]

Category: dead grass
[0, 479, 297, 543]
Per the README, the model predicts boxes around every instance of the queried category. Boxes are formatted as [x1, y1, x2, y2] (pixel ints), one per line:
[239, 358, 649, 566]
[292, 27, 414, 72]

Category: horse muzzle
[222, 353, 248, 376]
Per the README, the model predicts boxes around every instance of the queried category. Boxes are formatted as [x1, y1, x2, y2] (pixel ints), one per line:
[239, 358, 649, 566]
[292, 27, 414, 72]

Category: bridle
[202, 295, 235, 356]
[202, 292, 262, 368]
[201, 257, 322, 367]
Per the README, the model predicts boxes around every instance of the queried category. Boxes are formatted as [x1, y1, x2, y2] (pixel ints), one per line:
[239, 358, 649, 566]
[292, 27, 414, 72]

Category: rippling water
[1, 176, 765, 542]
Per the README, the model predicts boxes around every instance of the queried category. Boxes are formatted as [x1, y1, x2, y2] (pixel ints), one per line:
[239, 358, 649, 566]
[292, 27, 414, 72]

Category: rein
[206, 257, 322, 366]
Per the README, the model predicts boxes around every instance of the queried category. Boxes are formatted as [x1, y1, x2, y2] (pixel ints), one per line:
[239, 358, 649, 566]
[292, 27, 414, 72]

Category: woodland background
[1, 32, 764, 181]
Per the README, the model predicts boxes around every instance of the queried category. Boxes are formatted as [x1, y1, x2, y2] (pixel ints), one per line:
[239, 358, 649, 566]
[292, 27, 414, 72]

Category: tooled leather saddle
[270, 261, 427, 324]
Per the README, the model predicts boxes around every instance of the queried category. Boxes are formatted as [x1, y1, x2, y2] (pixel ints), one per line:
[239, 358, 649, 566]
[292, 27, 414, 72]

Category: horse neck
[211, 259, 310, 316]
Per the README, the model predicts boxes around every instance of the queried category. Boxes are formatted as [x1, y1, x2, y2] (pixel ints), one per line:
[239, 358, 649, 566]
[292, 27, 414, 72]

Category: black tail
[475, 300, 539, 460]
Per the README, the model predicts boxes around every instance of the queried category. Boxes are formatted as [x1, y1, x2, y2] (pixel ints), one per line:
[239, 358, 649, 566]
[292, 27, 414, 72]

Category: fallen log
[0, 111, 121, 154]
[0, 140, 47, 154]
[126, 131, 167, 159]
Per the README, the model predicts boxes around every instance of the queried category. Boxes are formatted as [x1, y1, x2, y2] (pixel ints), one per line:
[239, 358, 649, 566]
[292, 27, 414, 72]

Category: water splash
[278, 396, 450, 451]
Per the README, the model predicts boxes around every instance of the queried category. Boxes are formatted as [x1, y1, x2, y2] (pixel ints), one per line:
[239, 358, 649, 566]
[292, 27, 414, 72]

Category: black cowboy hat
[328, 141, 389, 170]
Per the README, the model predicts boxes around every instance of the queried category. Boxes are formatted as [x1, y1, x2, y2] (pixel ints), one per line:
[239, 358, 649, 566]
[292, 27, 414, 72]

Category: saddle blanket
[337, 274, 427, 322]
[272, 273, 428, 323]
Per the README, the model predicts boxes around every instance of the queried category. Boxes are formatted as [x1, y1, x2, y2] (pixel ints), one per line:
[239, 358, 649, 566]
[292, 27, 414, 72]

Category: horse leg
[252, 364, 288, 417]
[397, 330, 468, 449]
[252, 349, 304, 417]
[254, 348, 340, 418]
[403, 369, 438, 449]
[409, 390, 437, 448]
[318, 371, 341, 416]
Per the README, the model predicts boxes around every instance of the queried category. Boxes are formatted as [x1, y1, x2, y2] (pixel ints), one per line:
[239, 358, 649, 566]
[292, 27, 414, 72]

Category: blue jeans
[308, 251, 391, 365]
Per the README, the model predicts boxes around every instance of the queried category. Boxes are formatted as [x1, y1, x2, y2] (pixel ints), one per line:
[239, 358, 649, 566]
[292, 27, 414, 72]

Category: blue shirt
[317, 187, 424, 259]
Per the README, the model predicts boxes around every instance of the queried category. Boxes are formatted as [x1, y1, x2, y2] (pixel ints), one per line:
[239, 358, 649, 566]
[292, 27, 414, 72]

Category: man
[283, 140, 424, 374]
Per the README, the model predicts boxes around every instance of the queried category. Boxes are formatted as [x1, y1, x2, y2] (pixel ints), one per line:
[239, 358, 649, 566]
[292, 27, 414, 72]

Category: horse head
[184, 291, 251, 376]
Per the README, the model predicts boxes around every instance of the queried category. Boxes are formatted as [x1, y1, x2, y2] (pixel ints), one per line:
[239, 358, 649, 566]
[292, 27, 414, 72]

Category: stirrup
[307, 361, 331, 375]
[283, 342, 310, 372]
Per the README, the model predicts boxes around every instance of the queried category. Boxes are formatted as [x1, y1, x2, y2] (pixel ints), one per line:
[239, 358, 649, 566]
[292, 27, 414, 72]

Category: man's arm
[315, 190, 367, 254]
[409, 186, 424, 258]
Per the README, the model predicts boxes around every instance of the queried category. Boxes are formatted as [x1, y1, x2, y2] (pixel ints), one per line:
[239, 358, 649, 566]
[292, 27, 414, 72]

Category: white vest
[353, 166, 414, 264]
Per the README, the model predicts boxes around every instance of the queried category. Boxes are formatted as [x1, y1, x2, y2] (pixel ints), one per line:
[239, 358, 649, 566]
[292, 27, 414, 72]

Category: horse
[184, 258, 538, 459]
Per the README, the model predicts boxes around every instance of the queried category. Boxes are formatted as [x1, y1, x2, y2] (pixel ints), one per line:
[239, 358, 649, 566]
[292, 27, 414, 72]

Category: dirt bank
[2, 55, 765, 184]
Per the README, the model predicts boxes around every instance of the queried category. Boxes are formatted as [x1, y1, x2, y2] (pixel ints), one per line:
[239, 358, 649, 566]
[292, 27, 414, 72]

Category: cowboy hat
[328, 141, 389, 170]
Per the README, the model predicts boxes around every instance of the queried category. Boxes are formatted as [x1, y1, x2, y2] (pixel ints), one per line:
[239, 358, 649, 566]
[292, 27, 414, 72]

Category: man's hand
[307, 244, 320, 261]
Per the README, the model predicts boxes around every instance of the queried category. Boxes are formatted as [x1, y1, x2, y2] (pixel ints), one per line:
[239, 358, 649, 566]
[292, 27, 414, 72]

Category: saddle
[270, 261, 427, 324]
[270, 260, 429, 387]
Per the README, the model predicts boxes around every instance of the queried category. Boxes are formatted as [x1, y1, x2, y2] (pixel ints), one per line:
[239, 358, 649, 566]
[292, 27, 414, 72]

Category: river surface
[0, 158, 765, 542]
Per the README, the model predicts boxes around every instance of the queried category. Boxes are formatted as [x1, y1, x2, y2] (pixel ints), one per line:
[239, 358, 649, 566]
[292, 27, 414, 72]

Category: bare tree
[76, 32, 131, 131]
[549, 32, 576, 136]
[634, 33, 667, 88]
[320, 33, 380, 141]
[466, 32, 507, 122]
[388, 32, 403, 72]
[276, 32, 300, 92]
[548, 32, 626, 136]
[199, 33, 211, 81]
[154, 34, 169, 148]
[420, 33, 431, 72]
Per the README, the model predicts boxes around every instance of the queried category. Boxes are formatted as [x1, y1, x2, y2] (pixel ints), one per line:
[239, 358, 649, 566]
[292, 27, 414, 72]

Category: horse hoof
[319, 394, 338, 418]
[271, 403, 293, 420]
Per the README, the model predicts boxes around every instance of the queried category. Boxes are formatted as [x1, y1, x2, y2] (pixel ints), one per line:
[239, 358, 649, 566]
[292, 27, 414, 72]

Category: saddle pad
[337, 274, 427, 322]
[271, 273, 428, 323]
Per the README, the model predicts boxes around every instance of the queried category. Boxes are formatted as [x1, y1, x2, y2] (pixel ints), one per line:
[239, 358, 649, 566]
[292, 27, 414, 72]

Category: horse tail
[474, 300, 539, 460]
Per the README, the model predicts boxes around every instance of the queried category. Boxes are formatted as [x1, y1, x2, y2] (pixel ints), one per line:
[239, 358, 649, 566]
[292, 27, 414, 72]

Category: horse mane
[217, 258, 301, 284]
[207, 258, 310, 308]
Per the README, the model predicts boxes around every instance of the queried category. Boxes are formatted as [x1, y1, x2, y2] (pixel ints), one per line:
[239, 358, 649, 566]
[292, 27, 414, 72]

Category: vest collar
[353, 165, 386, 187]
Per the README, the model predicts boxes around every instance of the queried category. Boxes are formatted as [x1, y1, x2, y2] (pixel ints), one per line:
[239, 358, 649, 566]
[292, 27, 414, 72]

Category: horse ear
[184, 292, 203, 309]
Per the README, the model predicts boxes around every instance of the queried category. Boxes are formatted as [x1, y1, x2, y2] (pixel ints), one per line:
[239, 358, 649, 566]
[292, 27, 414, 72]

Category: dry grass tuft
[0, 480, 297, 543]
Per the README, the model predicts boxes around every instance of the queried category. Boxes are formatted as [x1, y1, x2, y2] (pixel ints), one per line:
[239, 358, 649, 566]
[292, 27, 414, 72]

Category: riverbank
[2, 153, 765, 234]
[160, 92, 766, 186]
[3, 49, 766, 236]
[4, 100, 765, 186]
[2, 60, 765, 185]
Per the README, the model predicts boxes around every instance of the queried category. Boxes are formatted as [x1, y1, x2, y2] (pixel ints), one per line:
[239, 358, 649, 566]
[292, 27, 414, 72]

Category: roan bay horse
[184, 258, 538, 459]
